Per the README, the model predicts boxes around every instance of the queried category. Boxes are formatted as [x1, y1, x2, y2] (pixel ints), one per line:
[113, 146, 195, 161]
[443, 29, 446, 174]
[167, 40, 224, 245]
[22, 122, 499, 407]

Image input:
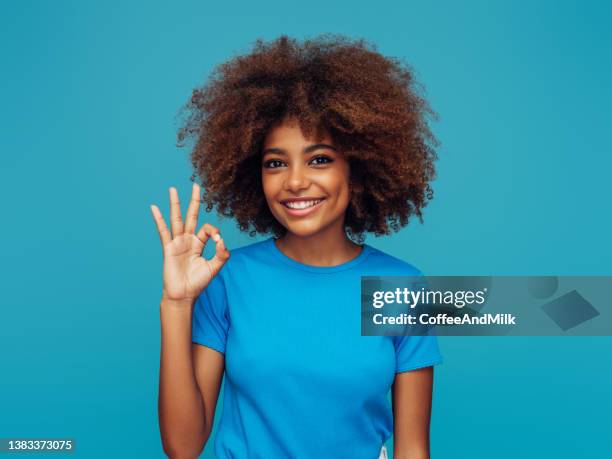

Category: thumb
[208, 237, 230, 276]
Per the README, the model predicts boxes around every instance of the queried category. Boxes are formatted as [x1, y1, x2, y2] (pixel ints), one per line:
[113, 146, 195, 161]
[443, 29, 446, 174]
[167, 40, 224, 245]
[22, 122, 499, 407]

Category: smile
[280, 198, 325, 216]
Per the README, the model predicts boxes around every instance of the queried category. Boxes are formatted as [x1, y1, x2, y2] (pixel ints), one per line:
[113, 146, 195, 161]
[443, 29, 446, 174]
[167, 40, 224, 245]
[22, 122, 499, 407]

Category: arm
[158, 299, 225, 459]
[391, 366, 435, 459]
[151, 184, 230, 459]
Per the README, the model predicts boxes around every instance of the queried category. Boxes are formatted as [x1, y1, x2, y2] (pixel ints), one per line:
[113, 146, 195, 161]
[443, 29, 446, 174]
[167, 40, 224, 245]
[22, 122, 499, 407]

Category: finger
[184, 183, 201, 234]
[196, 223, 221, 244]
[169, 187, 184, 237]
[195, 225, 209, 247]
[150, 205, 171, 247]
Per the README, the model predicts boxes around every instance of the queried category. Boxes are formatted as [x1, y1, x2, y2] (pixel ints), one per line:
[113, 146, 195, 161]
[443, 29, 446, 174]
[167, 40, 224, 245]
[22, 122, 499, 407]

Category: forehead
[263, 119, 333, 147]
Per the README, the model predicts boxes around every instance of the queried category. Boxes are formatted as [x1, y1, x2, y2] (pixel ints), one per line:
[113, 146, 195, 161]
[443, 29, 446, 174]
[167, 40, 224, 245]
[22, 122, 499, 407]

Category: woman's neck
[275, 226, 363, 267]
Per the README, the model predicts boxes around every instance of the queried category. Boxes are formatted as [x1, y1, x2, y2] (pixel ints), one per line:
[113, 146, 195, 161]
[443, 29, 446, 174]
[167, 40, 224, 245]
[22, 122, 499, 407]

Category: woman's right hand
[150, 183, 230, 304]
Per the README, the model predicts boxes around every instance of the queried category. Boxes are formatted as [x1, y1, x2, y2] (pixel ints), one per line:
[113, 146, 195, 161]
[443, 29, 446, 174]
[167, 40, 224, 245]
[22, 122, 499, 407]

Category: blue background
[1, 0, 610, 457]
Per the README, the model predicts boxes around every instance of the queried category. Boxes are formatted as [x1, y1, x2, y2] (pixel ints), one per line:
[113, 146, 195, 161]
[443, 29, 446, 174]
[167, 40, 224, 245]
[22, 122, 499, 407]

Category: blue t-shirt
[192, 237, 442, 458]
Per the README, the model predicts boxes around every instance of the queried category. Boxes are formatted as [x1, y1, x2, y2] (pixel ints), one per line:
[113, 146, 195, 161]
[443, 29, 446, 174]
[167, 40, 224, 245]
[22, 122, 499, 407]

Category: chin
[282, 222, 326, 238]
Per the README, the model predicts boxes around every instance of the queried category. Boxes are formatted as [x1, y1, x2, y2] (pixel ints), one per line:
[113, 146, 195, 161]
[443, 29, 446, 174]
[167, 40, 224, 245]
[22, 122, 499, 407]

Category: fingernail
[213, 234, 220, 242]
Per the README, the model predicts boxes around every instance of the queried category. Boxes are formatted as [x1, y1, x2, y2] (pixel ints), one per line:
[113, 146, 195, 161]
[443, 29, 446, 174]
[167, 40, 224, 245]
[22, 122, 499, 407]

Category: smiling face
[261, 118, 351, 239]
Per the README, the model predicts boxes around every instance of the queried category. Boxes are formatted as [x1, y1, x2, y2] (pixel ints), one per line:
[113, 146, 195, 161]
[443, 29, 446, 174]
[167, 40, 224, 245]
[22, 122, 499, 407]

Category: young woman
[152, 34, 442, 459]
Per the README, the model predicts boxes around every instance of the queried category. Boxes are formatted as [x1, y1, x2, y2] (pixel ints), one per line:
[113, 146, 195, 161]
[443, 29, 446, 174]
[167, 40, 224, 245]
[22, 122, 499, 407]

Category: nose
[283, 163, 311, 193]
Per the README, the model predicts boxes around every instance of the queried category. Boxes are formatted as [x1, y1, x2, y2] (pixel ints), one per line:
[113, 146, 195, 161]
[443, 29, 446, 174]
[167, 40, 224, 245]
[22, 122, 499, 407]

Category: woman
[152, 34, 442, 459]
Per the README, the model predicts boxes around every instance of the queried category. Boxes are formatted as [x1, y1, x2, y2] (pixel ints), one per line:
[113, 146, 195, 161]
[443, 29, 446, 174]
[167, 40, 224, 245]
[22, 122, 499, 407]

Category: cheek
[261, 173, 278, 202]
[333, 165, 351, 198]
[322, 168, 351, 208]
[338, 182, 351, 210]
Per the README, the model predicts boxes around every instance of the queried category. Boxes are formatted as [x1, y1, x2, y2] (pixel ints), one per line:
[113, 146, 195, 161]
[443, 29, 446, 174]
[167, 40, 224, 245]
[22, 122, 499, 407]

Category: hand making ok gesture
[150, 183, 230, 304]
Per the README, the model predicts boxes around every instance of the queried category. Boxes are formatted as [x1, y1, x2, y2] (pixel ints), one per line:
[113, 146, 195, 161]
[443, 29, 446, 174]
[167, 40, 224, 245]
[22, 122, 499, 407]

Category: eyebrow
[261, 143, 337, 156]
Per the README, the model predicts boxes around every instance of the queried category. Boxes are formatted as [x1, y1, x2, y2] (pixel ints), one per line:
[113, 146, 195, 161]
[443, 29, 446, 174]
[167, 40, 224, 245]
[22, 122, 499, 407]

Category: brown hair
[178, 33, 439, 242]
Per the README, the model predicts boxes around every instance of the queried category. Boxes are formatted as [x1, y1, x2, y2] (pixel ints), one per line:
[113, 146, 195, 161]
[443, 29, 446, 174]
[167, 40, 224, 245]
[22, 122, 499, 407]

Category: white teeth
[284, 199, 322, 209]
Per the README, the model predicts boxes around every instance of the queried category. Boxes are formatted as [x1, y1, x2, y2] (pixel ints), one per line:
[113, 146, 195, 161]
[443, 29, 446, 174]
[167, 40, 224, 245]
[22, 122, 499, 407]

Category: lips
[280, 197, 326, 217]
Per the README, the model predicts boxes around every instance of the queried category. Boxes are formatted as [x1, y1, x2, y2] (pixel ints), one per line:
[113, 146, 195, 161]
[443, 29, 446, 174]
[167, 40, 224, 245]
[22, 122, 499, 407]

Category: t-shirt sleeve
[393, 334, 443, 373]
[192, 272, 230, 354]
[393, 266, 443, 373]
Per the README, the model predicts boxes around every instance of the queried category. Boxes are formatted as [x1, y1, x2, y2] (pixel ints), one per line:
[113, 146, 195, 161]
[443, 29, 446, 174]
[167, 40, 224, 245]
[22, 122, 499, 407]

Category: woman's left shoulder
[363, 244, 423, 277]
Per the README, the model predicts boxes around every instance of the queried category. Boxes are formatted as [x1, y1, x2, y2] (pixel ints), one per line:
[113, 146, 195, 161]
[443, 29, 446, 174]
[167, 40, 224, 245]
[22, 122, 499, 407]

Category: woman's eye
[263, 159, 285, 169]
[310, 156, 333, 166]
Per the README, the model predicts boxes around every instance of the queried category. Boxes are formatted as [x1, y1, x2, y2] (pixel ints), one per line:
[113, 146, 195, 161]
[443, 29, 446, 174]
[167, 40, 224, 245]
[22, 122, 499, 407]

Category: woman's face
[261, 118, 351, 238]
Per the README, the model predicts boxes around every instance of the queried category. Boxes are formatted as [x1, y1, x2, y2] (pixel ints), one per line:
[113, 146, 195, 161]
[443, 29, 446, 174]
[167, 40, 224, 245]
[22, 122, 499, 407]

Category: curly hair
[177, 33, 439, 243]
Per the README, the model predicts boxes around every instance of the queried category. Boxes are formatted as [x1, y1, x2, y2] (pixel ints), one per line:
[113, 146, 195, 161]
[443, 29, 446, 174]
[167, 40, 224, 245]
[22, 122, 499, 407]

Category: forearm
[392, 367, 434, 459]
[158, 299, 207, 459]
[393, 446, 429, 459]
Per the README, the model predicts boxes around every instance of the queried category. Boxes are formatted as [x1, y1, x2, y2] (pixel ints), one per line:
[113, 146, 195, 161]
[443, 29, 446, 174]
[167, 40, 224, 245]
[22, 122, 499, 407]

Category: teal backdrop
[1, 1, 610, 458]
